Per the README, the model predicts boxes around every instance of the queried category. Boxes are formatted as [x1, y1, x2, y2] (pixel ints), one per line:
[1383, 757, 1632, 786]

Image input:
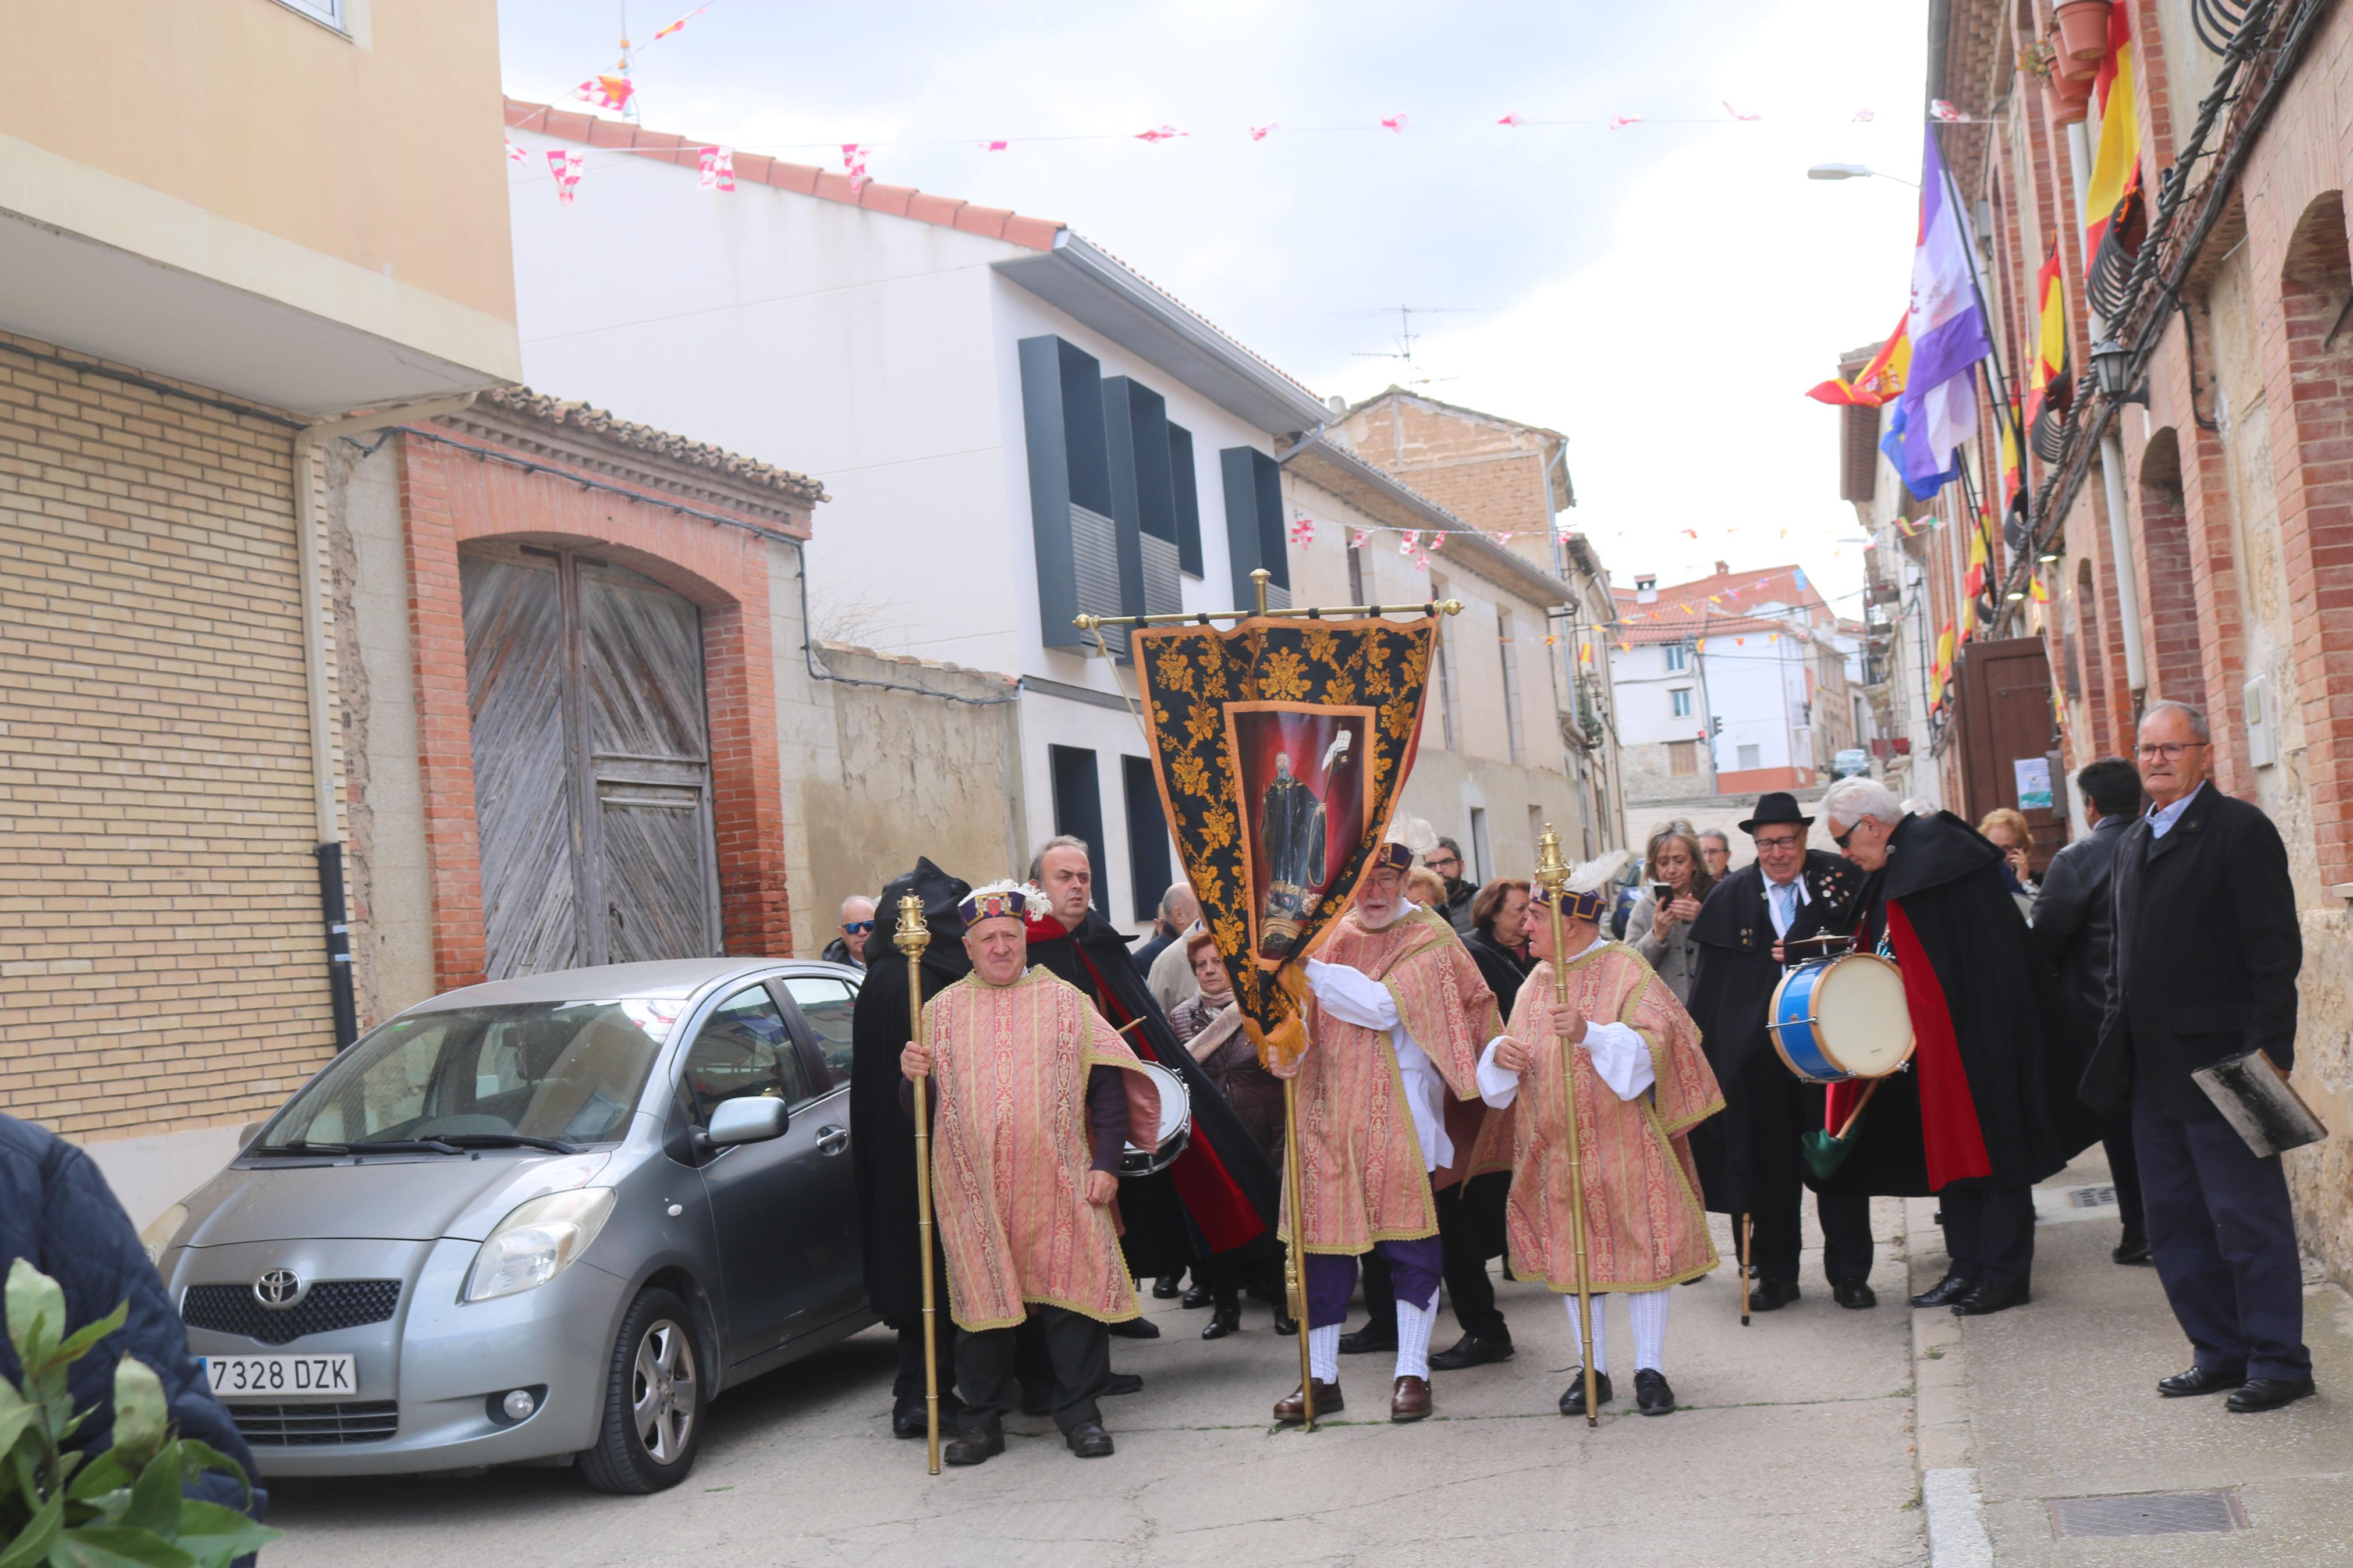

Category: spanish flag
[2024, 244, 2070, 425]
[2083, 2, 2141, 263]
[1807, 313, 1911, 407]
[1962, 514, 1991, 599]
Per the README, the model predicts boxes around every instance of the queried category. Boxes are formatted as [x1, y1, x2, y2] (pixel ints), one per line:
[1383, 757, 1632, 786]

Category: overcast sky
[496, 0, 1931, 612]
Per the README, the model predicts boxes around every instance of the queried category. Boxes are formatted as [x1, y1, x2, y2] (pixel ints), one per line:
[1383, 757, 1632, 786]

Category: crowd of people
[848, 699, 2316, 1467]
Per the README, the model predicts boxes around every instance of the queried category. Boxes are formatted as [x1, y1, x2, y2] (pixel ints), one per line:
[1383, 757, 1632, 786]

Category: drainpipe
[2066, 123, 2148, 698]
[292, 391, 481, 1045]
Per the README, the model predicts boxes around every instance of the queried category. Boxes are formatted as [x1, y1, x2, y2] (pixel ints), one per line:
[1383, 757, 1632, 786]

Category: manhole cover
[2049, 1489, 2248, 1537]
[2067, 1185, 2118, 1209]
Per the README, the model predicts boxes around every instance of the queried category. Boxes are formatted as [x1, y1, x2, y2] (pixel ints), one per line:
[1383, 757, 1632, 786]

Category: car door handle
[816, 1125, 850, 1155]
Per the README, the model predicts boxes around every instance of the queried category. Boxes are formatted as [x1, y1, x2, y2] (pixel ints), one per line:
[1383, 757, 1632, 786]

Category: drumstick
[1831, 1079, 1882, 1143]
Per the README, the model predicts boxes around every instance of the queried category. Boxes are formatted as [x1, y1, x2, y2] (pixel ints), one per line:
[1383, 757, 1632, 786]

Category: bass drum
[1769, 952, 1915, 1085]
[1119, 1061, 1193, 1178]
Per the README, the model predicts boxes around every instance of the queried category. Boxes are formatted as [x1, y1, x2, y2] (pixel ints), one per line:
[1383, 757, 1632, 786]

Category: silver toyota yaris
[145, 958, 876, 1493]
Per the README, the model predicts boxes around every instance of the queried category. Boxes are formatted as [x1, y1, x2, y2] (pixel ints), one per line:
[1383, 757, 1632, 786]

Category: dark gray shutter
[1839, 403, 1881, 503]
[1021, 335, 1138, 656]
[1220, 446, 1290, 609]
[1167, 422, 1203, 578]
[1105, 377, 1180, 616]
[1122, 755, 1173, 923]
[1048, 745, 1110, 921]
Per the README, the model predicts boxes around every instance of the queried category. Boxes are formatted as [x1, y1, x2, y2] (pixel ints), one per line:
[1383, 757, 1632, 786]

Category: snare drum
[1769, 953, 1915, 1085]
[1120, 1061, 1193, 1177]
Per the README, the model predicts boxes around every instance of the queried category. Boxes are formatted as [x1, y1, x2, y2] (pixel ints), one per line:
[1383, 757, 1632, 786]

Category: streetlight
[2089, 336, 2149, 406]
[1807, 162, 1921, 188]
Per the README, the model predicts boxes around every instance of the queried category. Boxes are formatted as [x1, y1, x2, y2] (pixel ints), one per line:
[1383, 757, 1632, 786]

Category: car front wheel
[580, 1287, 705, 1494]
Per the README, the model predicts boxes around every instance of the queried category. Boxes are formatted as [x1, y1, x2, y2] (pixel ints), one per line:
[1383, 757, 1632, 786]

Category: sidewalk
[1909, 1149, 2353, 1565]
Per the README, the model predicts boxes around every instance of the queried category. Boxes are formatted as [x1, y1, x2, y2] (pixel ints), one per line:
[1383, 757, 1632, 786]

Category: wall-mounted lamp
[2090, 337, 2149, 406]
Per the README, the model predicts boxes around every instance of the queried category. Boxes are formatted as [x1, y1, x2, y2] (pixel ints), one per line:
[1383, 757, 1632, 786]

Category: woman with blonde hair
[1622, 822, 1713, 1003]
[1977, 806, 2038, 918]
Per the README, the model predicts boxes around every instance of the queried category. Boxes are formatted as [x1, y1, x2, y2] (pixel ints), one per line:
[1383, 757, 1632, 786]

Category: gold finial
[894, 891, 930, 959]
[1073, 613, 1098, 631]
[1439, 599, 1464, 617]
[1533, 823, 1569, 894]
[1251, 567, 1270, 616]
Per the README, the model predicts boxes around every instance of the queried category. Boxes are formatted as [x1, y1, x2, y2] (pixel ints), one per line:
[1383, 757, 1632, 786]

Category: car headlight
[463, 1188, 617, 1303]
[140, 1203, 190, 1270]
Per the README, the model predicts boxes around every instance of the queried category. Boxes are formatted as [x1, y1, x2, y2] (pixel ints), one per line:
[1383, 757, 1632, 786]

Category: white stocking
[1563, 1292, 1608, 1375]
[1394, 1298, 1438, 1381]
[1308, 1324, 1340, 1384]
[1628, 1288, 1669, 1373]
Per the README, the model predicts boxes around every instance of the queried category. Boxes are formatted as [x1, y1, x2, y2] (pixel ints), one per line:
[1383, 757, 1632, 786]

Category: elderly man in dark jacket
[0, 1113, 264, 1521]
[2082, 701, 2312, 1413]
[2030, 756, 2148, 1264]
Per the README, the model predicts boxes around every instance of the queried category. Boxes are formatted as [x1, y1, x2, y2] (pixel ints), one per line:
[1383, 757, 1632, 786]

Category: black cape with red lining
[1811, 812, 2098, 1198]
[1023, 908, 1282, 1275]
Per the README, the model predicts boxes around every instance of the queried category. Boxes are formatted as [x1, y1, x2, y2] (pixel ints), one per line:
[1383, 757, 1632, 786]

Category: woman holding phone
[1623, 822, 1713, 1004]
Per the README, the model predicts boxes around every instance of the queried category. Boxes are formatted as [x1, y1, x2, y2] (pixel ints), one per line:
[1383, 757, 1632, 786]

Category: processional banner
[1134, 616, 1437, 1061]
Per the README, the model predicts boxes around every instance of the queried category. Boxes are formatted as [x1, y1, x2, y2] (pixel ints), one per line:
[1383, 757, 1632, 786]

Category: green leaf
[53, 1306, 130, 1370]
[4, 1261, 65, 1374]
[0, 1491, 62, 1568]
[118, 1450, 179, 1540]
[0, 1378, 36, 1462]
[63, 1452, 130, 1503]
[106, 1364, 165, 1473]
[43, 1524, 198, 1568]
[166, 1446, 250, 1511]
[168, 1502, 278, 1568]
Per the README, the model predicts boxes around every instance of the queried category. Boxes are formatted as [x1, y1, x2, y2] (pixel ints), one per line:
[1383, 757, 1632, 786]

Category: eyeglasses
[1832, 827, 1854, 849]
[1428, 855, 1461, 872]
[2135, 741, 2205, 760]
[842, 920, 875, 934]
[1752, 835, 1802, 852]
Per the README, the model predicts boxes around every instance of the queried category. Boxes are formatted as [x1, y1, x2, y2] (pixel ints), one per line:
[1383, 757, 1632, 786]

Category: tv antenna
[1344, 305, 1492, 390]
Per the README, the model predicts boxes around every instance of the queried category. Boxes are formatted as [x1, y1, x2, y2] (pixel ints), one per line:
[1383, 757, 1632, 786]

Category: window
[1105, 378, 1181, 615]
[1166, 423, 1204, 577]
[682, 986, 805, 1125]
[1670, 687, 1693, 719]
[1737, 744, 1762, 771]
[1122, 755, 1174, 922]
[1219, 447, 1290, 607]
[1431, 578, 1458, 750]
[1668, 740, 1699, 776]
[1346, 538, 1365, 605]
[1048, 745, 1110, 920]
[1666, 643, 1689, 673]
[274, 0, 345, 26]
[1468, 807, 1491, 881]
[1018, 336, 1126, 654]
[1497, 613, 1524, 763]
[779, 976, 857, 1087]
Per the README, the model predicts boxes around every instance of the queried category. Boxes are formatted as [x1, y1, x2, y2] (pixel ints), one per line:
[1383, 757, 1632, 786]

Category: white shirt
[1303, 909, 1453, 1171]
[2147, 780, 2205, 840]
[1764, 870, 1809, 938]
[1473, 933, 1654, 1109]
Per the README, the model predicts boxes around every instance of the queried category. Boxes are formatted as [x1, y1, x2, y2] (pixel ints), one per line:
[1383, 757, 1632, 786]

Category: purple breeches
[1304, 1236, 1444, 1329]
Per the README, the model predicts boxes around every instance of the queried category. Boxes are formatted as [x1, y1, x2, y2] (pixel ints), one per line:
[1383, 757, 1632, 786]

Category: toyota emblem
[253, 1268, 307, 1310]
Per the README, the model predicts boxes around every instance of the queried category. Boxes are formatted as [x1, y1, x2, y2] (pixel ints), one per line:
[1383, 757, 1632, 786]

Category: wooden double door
[462, 544, 723, 979]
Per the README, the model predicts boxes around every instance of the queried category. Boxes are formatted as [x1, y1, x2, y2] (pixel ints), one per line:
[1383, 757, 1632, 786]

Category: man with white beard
[1268, 821, 1500, 1423]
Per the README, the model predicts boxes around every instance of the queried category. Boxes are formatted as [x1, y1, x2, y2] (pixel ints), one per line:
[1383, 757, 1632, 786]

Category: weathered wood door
[462, 545, 723, 979]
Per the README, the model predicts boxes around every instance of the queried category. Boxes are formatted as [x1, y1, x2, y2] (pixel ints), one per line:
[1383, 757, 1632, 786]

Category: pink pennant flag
[1497, 112, 1525, 127]
[1135, 125, 1186, 143]
[841, 144, 869, 193]
[1350, 528, 1372, 550]
[979, 140, 1009, 151]
[1722, 101, 1761, 121]
[1928, 99, 1963, 122]
[1609, 113, 1640, 130]
[1289, 511, 1315, 547]
[698, 145, 735, 191]
[1497, 531, 1515, 545]
[505, 136, 529, 163]
[1852, 107, 1877, 122]
[1397, 529, 1419, 554]
[650, 5, 707, 42]
[1250, 123, 1278, 141]
[548, 148, 584, 204]
[1379, 112, 1408, 133]
[571, 73, 636, 112]
[1427, 531, 1446, 552]
[1680, 528, 1699, 539]
[1414, 550, 1431, 572]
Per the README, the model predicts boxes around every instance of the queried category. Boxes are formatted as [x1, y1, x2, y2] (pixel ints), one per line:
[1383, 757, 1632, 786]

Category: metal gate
[462, 545, 723, 979]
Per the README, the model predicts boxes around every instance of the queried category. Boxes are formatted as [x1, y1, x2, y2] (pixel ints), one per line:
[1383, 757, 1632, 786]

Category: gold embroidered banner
[1134, 616, 1438, 1058]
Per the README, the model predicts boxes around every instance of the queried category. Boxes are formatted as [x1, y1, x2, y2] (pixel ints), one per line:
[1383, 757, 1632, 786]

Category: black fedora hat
[1737, 792, 1814, 835]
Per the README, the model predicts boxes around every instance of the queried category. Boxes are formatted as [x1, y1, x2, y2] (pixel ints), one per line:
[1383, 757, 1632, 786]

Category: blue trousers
[2134, 1090, 2310, 1382]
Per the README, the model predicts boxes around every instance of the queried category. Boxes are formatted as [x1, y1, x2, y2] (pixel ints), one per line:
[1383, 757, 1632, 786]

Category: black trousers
[1358, 1181, 1508, 1340]
[890, 1313, 963, 1419]
[2100, 1105, 2148, 1237]
[1938, 1185, 2035, 1288]
[1742, 1192, 1875, 1285]
[957, 1306, 1109, 1434]
[2135, 1091, 2309, 1382]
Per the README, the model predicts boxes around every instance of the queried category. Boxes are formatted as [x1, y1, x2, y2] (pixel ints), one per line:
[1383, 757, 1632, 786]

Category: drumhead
[1813, 954, 1914, 1078]
[1126, 1061, 1191, 1149]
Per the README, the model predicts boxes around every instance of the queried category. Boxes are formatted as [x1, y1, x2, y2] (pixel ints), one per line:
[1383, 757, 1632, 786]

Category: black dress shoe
[1428, 1331, 1515, 1371]
[1951, 1281, 2029, 1316]
[2113, 1229, 2153, 1265]
[1633, 1368, 1676, 1416]
[1065, 1420, 1116, 1457]
[1272, 1309, 1298, 1336]
[892, 1410, 925, 1439]
[1749, 1277, 1801, 1312]
[1201, 1306, 1241, 1340]
[1558, 1370, 1613, 1416]
[1103, 1372, 1143, 1398]
[1108, 1315, 1161, 1339]
[1908, 1272, 1978, 1309]
[2226, 1375, 2316, 1413]
[1832, 1278, 1878, 1310]
[1181, 1283, 1213, 1309]
[942, 1424, 1005, 1466]
[1338, 1324, 1397, 1354]
[1152, 1273, 1183, 1299]
[2157, 1365, 2245, 1398]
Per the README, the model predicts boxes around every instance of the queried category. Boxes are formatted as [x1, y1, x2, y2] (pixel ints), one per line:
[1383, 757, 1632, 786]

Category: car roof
[406, 958, 849, 1014]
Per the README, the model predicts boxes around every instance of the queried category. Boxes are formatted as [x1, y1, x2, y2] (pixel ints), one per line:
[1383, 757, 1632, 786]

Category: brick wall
[0, 333, 335, 1141]
[1336, 394, 1562, 545]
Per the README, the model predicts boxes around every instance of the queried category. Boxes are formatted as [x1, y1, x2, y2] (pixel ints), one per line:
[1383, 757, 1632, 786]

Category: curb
[1907, 1194, 1994, 1566]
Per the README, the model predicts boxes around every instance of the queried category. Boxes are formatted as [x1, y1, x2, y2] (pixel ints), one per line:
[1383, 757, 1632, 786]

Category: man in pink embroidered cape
[901, 880, 1160, 1466]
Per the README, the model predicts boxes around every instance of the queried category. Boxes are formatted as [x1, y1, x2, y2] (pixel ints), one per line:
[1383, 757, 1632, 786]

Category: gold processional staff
[1532, 825, 1600, 1428]
[895, 893, 943, 1475]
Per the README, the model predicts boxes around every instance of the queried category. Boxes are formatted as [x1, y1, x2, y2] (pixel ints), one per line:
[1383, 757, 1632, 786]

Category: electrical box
[2245, 674, 2276, 768]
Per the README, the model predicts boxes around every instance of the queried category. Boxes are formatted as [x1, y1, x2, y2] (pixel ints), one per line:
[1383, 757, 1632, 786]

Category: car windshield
[261, 998, 687, 1151]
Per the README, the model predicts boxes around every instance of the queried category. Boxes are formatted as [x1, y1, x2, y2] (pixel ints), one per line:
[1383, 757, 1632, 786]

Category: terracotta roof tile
[859, 182, 918, 218]
[479, 386, 827, 504]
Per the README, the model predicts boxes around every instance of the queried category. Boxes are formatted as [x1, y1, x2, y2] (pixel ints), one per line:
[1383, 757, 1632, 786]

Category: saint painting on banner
[1233, 707, 1367, 959]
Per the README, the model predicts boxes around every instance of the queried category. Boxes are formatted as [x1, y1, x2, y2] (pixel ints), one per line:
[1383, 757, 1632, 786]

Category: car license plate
[200, 1354, 357, 1399]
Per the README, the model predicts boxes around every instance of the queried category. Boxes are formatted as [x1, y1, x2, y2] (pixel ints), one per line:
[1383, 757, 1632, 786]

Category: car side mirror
[703, 1095, 788, 1148]
[240, 1119, 271, 1148]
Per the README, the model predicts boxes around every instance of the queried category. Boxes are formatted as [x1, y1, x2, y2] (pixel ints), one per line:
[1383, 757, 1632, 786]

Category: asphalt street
[263, 1201, 1925, 1567]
